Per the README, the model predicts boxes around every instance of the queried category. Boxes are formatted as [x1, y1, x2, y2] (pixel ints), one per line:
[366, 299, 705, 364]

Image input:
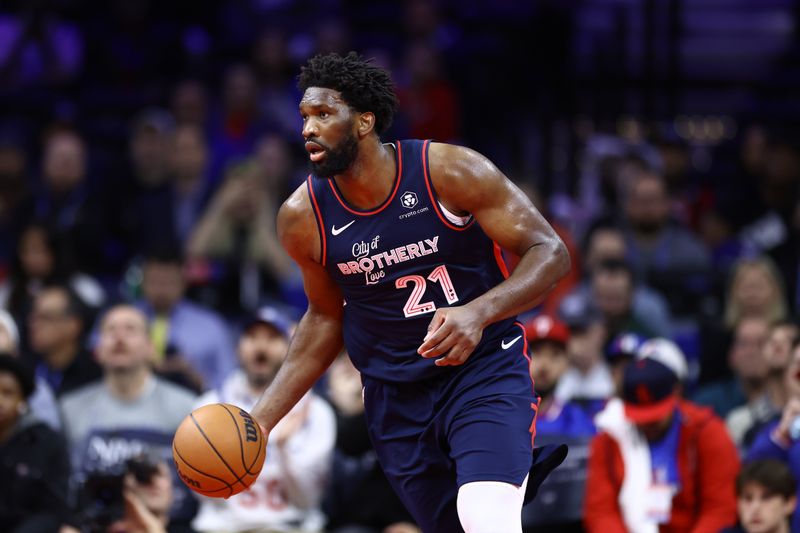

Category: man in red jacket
[584, 356, 740, 532]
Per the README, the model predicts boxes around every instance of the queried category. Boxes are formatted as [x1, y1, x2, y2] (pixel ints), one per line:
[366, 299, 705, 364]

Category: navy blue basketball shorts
[362, 326, 537, 533]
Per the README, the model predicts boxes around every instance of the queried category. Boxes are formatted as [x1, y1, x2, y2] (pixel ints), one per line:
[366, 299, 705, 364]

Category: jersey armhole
[422, 140, 476, 231]
[306, 175, 327, 266]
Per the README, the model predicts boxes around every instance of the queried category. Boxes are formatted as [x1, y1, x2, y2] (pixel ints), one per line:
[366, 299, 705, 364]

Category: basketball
[172, 403, 266, 498]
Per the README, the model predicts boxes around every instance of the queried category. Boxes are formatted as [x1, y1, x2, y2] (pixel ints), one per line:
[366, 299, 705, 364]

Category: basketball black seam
[248, 432, 264, 473]
[219, 403, 256, 475]
[172, 444, 233, 498]
[190, 411, 250, 490]
[224, 403, 263, 474]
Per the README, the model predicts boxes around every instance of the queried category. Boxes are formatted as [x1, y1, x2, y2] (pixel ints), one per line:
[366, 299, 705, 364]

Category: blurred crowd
[0, 0, 799, 532]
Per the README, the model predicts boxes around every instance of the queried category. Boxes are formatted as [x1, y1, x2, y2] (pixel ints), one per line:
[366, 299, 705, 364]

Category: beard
[310, 130, 359, 178]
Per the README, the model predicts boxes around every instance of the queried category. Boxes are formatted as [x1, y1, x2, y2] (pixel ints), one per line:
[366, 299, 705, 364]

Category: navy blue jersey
[308, 139, 517, 382]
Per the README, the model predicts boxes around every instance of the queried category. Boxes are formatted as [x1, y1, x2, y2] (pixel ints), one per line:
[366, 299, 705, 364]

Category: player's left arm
[418, 142, 570, 365]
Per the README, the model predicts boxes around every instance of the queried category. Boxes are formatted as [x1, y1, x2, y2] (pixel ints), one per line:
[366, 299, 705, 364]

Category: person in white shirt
[192, 307, 336, 533]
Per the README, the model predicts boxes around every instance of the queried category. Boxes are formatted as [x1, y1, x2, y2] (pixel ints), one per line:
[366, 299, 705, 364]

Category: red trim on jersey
[306, 175, 327, 266]
[421, 139, 476, 231]
[515, 321, 537, 446]
[327, 141, 403, 216]
[493, 242, 510, 279]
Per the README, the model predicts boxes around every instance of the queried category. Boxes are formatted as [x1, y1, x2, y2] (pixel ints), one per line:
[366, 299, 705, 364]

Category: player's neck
[332, 140, 396, 210]
[105, 366, 152, 401]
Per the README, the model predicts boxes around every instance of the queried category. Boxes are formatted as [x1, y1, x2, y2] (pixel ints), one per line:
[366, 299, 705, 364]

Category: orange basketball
[172, 403, 266, 498]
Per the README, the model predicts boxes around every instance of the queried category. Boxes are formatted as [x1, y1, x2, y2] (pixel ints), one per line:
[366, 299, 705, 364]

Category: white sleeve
[276, 395, 337, 505]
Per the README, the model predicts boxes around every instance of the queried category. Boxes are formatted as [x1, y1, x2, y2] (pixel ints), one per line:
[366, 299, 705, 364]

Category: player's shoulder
[428, 141, 491, 174]
[277, 179, 320, 262]
[427, 142, 504, 213]
[428, 142, 502, 185]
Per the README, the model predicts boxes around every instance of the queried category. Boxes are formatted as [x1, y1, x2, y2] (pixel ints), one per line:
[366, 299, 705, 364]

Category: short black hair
[0, 353, 35, 399]
[41, 283, 87, 323]
[737, 459, 797, 499]
[142, 246, 184, 267]
[298, 52, 398, 135]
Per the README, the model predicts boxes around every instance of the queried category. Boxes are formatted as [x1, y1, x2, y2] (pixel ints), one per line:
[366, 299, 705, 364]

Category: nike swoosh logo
[501, 335, 522, 350]
[331, 220, 355, 236]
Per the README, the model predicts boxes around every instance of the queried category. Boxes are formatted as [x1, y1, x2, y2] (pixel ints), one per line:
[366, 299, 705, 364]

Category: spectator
[694, 316, 771, 419]
[585, 357, 739, 532]
[0, 308, 60, 429]
[29, 284, 101, 397]
[702, 256, 789, 384]
[324, 351, 419, 533]
[138, 248, 236, 392]
[573, 222, 672, 337]
[252, 30, 301, 139]
[0, 131, 34, 272]
[135, 124, 214, 252]
[727, 321, 799, 452]
[253, 132, 304, 209]
[621, 170, 712, 316]
[34, 127, 110, 274]
[725, 257, 789, 330]
[207, 63, 272, 183]
[396, 41, 460, 142]
[637, 337, 689, 388]
[126, 109, 176, 191]
[572, 134, 662, 235]
[63, 454, 182, 533]
[722, 459, 797, 533]
[522, 315, 594, 531]
[590, 258, 658, 341]
[60, 305, 197, 528]
[0, 0, 84, 89]
[171, 79, 210, 129]
[526, 314, 596, 436]
[193, 306, 335, 533]
[606, 331, 647, 394]
[0, 354, 70, 532]
[555, 299, 613, 415]
[0, 221, 105, 336]
[746, 339, 800, 529]
[186, 157, 295, 314]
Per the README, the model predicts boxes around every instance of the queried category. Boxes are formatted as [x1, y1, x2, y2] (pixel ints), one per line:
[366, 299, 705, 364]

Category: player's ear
[357, 112, 376, 137]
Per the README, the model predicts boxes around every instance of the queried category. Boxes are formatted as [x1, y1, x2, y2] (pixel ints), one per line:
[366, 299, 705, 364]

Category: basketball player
[251, 52, 570, 533]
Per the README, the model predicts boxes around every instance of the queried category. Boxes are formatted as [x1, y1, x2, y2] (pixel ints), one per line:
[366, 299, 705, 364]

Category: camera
[77, 456, 160, 533]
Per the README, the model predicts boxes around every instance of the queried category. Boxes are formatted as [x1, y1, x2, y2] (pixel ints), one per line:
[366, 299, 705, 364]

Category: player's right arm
[250, 184, 345, 434]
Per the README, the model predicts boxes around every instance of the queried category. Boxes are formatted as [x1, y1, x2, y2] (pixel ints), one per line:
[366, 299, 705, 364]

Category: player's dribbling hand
[417, 305, 485, 366]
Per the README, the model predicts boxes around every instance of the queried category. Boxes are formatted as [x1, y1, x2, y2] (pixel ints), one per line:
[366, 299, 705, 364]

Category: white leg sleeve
[456, 475, 527, 533]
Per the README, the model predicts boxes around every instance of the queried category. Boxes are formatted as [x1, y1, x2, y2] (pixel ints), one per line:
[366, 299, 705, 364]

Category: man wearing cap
[523, 315, 595, 531]
[584, 355, 739, 532]
[555, 299, 614, 417]
[526, 315, 596, 437]
[192, 307, 336, 533]
[606, 332, 647, 395]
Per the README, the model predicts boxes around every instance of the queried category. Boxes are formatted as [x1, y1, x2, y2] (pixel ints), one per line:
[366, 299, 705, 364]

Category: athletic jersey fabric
[307, 139, 515, 383]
